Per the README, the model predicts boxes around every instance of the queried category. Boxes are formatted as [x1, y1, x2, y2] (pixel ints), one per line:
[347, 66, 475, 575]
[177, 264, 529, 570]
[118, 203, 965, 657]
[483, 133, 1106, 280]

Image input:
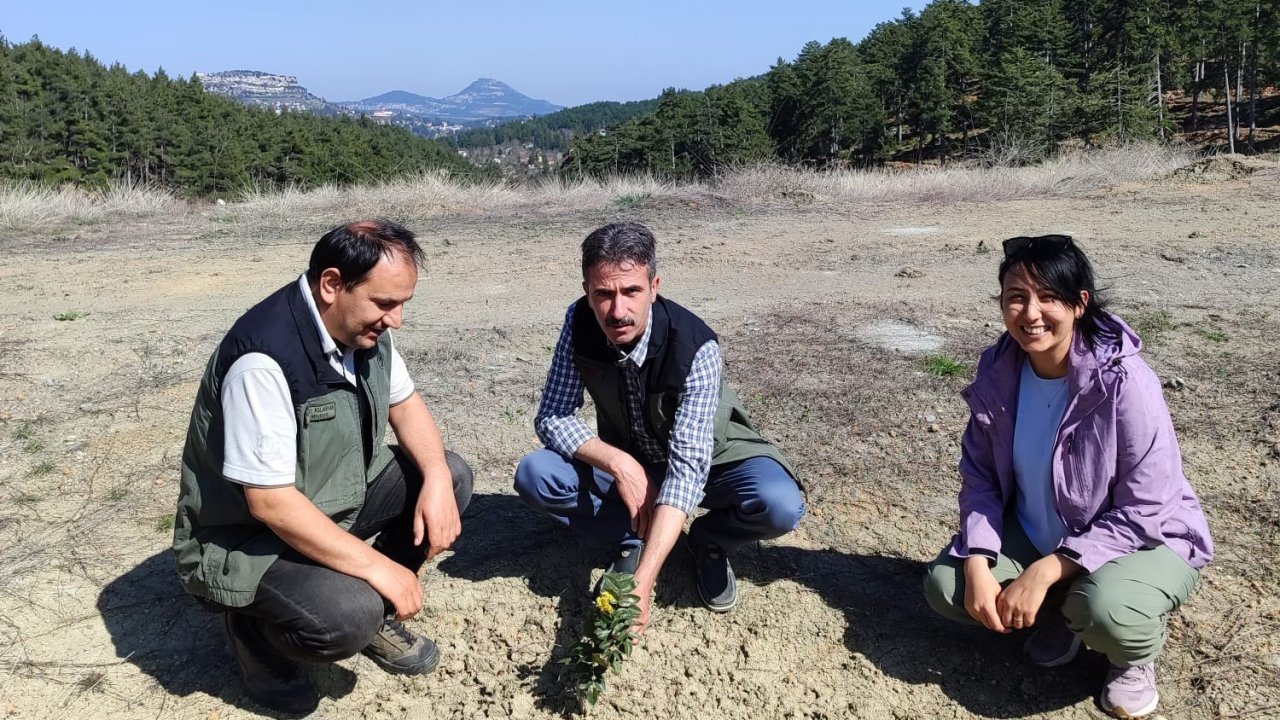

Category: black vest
[173, 280, 394, 607]
[569, 295, 797, 477]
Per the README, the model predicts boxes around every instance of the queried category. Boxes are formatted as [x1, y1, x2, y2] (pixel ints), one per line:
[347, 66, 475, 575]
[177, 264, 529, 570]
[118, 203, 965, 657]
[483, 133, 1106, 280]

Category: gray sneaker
[608, 543, 644, 575]
[688, 538, 737, 612]
[1023, 614, 1081, 667]
[592, 543, 644, 595]
[361, 617, 441, 676]
[1100, 663, 1159, 718]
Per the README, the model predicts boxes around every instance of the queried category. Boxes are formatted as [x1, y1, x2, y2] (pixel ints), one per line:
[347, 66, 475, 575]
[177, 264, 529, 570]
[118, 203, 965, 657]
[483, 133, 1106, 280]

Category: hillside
[559, 0, 1280, 178]
[444, 97, 663, 174]
[194, 70, 339, 114]
[0, 39, 484, 196]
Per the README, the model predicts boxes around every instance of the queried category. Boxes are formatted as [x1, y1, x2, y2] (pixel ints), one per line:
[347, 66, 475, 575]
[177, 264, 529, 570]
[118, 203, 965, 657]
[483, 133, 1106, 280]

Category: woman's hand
[996, 572, 1050, 629]
[963, 556, 1008, 633]
[997, 554, 1080, 629]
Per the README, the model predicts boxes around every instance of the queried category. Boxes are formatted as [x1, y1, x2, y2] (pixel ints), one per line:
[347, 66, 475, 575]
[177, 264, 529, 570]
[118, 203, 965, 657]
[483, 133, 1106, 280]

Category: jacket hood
[1085, 311, 1142, 367]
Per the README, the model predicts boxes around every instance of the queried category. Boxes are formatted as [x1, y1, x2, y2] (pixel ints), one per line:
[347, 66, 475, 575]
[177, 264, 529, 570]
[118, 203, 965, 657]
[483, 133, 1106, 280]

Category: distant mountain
[361, 90, 440, 106]
[344, 78, 563, 122]
[195, 70, 340, 115]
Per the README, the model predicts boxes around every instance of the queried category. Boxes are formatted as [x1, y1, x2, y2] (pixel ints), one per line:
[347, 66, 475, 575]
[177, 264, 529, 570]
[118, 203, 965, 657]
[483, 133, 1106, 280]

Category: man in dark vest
[514, 221, 805, 630]
[173, 220, 473, 714]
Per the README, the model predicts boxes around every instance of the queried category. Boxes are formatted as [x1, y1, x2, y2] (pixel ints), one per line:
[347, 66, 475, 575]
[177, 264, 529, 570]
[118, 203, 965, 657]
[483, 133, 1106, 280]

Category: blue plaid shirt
[535, 303, 723, 515]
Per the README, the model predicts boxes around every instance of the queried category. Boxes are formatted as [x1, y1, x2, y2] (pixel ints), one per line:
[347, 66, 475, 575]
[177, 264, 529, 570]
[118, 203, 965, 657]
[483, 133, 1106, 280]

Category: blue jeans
[513, 449, 805, 554]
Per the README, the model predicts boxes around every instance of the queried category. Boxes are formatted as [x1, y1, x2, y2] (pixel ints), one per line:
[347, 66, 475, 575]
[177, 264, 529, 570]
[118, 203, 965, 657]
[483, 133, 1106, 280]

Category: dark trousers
[207, 448, 473, 664]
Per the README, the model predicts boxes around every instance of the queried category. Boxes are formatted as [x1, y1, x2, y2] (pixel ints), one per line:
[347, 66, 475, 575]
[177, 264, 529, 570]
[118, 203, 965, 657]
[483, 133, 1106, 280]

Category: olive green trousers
[923, 517, 1200, 667]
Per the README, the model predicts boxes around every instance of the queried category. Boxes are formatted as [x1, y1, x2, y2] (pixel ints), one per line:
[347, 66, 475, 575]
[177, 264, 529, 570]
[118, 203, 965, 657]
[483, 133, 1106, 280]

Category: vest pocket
[646, 392, 674, 430]
[297, 393, 364, 514]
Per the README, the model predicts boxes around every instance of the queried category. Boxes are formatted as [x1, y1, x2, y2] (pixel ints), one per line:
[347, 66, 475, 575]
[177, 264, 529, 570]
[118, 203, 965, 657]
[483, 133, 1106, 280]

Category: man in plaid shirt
[514, 222, 805, 630]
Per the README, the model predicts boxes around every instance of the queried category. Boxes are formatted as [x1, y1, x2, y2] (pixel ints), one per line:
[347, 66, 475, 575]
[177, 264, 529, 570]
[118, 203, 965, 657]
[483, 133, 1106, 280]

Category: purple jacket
[950, 312, 1213, 573]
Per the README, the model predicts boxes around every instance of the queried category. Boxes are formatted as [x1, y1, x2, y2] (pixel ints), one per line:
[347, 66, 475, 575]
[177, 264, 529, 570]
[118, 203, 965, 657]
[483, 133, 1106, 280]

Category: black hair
[581, 222, 657, 279]
[998, 237, 1109, 343]
[306, 220, 424, 288]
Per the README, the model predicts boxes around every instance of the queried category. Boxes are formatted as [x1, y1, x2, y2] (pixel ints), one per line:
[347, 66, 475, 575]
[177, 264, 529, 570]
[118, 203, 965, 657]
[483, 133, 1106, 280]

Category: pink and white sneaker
[1101, 663, 1159, 718]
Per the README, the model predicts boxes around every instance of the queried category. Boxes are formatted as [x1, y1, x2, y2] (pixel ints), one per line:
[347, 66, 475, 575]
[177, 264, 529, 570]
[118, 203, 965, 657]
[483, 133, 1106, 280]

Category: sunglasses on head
[1002, 234, 1074, 258]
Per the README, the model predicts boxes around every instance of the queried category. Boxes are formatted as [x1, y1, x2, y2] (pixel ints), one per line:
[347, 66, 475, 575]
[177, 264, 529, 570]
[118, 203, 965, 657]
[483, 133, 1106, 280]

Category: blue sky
[4, 1, 925, 106]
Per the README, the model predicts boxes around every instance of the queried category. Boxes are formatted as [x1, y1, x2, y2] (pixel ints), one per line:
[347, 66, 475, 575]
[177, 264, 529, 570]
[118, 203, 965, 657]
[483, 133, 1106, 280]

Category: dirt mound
[1172, 155, 1261, 182]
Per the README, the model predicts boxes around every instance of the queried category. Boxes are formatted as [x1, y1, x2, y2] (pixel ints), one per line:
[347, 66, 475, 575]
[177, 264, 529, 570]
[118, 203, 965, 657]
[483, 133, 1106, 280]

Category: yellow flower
[595, 591, 616, 614]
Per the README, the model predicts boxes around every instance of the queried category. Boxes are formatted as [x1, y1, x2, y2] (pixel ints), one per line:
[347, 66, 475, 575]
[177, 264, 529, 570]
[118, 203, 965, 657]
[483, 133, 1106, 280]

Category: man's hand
[631, 574, 654, 635]
[963, 556, 1008, 633]
[627, 505, 686, 637]
[608, 451, 656, 538]
[413, 473, 461, 560]
[365, 559, 424, 620]
[388, 392, 458, 560]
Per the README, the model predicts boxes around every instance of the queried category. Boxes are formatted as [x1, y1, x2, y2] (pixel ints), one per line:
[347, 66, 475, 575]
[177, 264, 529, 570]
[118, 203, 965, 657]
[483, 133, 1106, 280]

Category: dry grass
[232, 144, 1198, 224]
[716, 143, 1198, 205]
[0, 181, 186, 230]
[1, 144, 1198, 232]
[234, 171, 683, 226]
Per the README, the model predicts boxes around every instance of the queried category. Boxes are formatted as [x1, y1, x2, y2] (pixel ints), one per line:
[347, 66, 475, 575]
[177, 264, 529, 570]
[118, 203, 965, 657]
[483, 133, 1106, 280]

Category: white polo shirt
[221, 274, 414, 487]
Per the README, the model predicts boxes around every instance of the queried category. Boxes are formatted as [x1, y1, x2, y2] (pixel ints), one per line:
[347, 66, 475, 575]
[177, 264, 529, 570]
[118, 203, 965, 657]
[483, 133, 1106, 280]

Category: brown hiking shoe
[221, 612, 318, 715]
[361, 617, 441, 675]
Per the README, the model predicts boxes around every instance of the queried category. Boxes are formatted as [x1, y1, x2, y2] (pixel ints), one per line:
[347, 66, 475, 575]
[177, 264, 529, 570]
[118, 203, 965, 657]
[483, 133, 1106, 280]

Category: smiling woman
[922, 235, 1215, 720]
[996, 235, 1101, 379]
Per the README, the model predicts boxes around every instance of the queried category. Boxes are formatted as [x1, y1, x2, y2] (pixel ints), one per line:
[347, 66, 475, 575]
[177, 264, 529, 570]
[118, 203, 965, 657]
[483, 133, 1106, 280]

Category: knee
[752, 481, 806, 537]
[1062, 578, 1136, 641]
[513, 450, 571, 505]
[740, 463, 806, 537]
[445, 450, 474, 513]
[288, 588, 385, 662]
[1063, 576, 1167, 665]
[923, 560, 965, 620]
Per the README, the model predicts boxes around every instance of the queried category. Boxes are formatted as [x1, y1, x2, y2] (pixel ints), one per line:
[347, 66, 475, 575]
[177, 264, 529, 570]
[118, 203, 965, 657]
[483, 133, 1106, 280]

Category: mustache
[606, 316, 636, 328]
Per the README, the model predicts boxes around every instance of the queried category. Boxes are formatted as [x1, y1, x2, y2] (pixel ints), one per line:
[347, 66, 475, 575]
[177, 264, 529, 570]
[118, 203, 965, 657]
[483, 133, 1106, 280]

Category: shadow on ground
[97, 552, 356, 718]
[441, 493, 1103, 718]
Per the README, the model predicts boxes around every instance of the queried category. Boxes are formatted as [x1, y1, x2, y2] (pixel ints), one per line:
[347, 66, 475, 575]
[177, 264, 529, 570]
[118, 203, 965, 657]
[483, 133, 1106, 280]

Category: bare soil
[1, 159, 1278, 719]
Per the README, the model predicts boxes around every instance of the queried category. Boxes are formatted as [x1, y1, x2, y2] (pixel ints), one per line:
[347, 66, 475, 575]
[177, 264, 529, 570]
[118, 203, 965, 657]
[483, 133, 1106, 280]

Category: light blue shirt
[1013, 359, 1071, 555]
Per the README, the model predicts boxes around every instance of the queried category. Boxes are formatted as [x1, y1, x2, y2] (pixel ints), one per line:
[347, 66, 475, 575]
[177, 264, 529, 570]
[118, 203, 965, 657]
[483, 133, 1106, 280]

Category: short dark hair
[998, 236, 1109, 343]
[581, 222, 657, 279]
[307, 220, 424, 288]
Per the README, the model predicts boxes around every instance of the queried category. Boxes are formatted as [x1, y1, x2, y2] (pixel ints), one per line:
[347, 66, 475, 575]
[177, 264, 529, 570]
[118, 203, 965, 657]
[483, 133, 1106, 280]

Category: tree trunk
[1154, 54, 1164, 140]
[1236, 41, 1246, 147]
[895, 97, 903, 145]
[1247, 0, 1260, 152]
[1224, 64, 1235, 154]
[1116, 66, 1124, 135]
[1189, 60, 1203, 132]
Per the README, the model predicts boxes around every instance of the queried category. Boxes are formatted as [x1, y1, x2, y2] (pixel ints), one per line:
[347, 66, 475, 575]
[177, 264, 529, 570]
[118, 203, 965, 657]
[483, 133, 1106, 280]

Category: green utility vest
[172, 281, 394, 607]
[570, 296, 796, 479]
